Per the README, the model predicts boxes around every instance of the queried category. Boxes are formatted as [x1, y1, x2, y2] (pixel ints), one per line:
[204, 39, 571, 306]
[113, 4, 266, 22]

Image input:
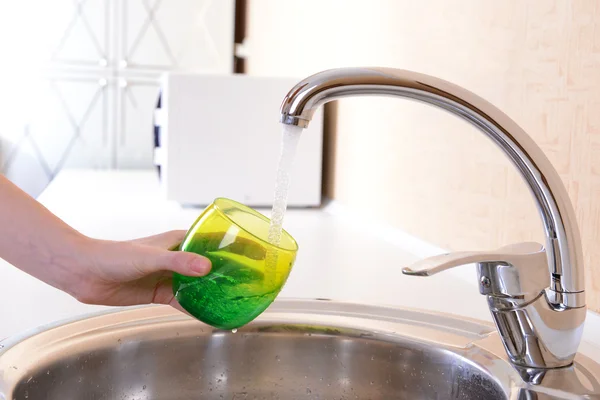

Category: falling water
[267, 124, 303, 246]
[265, 125, 303, 275]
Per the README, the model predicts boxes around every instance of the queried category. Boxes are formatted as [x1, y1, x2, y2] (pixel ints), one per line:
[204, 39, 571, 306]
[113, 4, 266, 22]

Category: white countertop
[1, 170, 598, 353]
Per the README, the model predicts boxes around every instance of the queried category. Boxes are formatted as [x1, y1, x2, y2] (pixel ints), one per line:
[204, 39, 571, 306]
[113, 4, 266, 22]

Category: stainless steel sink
[1, 299, 599, 399]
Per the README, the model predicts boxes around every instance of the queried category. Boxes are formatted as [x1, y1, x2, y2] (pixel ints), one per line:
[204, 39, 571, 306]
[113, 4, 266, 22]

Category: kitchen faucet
[278, 67, 586, 370]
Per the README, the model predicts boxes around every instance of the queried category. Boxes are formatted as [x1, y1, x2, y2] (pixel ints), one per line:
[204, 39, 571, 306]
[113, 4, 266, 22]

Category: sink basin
[1, 299, 599, 399]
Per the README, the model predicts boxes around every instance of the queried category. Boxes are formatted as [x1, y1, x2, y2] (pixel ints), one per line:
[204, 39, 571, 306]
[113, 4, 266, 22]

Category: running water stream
[265, 125, 303, 274]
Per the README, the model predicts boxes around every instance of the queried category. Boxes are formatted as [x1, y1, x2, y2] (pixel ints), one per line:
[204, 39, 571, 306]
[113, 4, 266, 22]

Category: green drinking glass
[172, 198, 298, 330]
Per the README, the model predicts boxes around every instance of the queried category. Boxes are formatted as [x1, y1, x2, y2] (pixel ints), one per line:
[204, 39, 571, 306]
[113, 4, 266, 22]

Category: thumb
[123, 230, 212, 277]
[142, 247, 212, 276]
[114, 242, 211, 277]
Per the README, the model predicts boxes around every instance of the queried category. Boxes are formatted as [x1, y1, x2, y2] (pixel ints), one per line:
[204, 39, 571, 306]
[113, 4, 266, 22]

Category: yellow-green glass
[173, 198, 298, 330]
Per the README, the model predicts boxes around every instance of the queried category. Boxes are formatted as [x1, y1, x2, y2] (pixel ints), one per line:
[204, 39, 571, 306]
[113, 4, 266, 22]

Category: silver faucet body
[279, 67, 586, 370]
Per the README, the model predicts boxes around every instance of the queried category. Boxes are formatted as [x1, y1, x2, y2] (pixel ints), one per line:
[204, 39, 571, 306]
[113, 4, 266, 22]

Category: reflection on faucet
[514, 359, 600, 398]
[279, 67, 586, 372]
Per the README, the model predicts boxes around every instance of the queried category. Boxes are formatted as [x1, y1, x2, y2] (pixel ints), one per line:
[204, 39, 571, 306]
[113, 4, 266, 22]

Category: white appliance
[156, 73, 324, 208]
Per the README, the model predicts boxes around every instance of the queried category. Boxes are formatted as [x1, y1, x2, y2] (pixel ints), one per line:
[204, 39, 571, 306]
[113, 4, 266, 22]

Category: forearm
[0, 174, 210, 308]
[0, 174, 88, 291]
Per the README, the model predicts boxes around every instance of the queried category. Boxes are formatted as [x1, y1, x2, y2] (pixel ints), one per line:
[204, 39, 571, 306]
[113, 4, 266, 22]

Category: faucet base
[488, 294, 586, 369]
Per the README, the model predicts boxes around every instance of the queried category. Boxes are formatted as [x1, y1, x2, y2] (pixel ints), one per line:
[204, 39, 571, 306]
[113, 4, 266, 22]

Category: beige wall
[246, 0, 600, 311]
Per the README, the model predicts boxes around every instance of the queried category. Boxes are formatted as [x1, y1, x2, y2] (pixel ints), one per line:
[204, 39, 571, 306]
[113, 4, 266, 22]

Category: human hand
[62, 230, 211, 308]
[0, 175, 210, 310]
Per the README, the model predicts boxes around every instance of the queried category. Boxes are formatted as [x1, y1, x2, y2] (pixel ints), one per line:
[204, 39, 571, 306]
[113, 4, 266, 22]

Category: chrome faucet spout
[279, 67, 586, 370]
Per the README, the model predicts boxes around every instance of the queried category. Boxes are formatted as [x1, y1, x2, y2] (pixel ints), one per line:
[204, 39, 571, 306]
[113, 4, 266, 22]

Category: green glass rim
[212, 197, 299, 253]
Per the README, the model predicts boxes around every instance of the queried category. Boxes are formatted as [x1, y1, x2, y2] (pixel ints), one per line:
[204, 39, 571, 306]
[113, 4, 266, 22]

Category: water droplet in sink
[143, 385, 146, 390]
[231, 329, 237, 333]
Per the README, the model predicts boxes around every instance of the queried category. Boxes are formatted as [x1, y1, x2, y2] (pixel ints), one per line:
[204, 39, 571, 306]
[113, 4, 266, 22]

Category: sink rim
[2, 298, 600, 398]
[0, 297, 500, 359]
[0, 298, 516, 397]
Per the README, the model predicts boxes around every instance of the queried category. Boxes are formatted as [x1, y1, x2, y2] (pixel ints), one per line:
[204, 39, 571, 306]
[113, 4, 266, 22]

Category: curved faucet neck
[279, 67, 584, 306]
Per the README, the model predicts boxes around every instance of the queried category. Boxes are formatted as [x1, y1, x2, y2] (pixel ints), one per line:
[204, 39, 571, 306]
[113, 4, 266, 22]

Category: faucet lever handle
[401, 242, 545, 277]
[403, 241, 550, 302]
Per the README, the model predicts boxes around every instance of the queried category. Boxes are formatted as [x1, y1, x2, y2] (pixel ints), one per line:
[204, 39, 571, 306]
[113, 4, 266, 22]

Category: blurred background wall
[244, 0, 600, 311]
